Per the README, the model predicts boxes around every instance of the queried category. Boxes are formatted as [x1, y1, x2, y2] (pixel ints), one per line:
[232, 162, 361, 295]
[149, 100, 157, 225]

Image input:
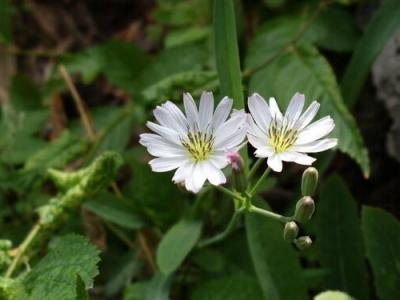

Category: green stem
[214, 185, 244, 202]
[249, 167, 271, 197]
[248, 205, 292, 223]
[197, 208, 244, 248]
[5, 223, 41, 278]
[105, 222, 136, 249]
[248, 158, 264, 180]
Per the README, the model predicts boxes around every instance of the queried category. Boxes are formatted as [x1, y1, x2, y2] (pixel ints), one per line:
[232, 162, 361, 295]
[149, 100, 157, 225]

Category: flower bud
[301, 167, 318, 196]
[294, 236, 312, 250]
[294, 196, 315, 223]
[283, 221, 299, 242]
[226, 151, 244, 172]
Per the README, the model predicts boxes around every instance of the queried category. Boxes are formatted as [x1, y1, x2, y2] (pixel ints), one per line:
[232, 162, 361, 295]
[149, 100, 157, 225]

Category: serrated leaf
[84, 192, 146, 230]
[315, 175, 368, 299]
[24, 234, 100, 300]
[341, 0, 400, 107]
[190, 274, 263, 300]
[361, 206, 400, 300]
[245, 197, 308, 300]
[157, 218, 202, 275]
[314, 290, 354, 300]
[248, 43, 369, 176]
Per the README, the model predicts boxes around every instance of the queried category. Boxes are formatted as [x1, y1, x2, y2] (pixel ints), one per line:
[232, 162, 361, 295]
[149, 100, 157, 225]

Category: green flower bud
[301, 167, 319, 196]
[294, 196, 315, 223]
[294, 236, 312, 250]
[283, 221, 299, 242]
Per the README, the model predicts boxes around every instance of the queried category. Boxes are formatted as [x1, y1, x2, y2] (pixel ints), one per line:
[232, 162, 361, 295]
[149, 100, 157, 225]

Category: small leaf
[362, 206, 400, 300]
[314, 290, 354, 300]
[146, 273, 171, 300]
[84, 192, 146, 230]
[24, 234, 100, 300]
[341, 0, 400, 107]
[315, 175, 368, 299]
[190, 274, 263, 300]
[245, 197, 308, 300]
[157, 218, 202, 275]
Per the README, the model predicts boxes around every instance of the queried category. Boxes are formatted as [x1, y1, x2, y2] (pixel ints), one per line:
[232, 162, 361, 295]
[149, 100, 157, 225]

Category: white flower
[247, 92, 337, 172]
[140, 91, 247, 193]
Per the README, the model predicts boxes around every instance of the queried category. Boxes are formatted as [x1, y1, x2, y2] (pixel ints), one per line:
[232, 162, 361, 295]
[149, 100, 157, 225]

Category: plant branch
[248, 205, 292, 223]
[5, 224, 41, 278]
[249, 167, 271, 197]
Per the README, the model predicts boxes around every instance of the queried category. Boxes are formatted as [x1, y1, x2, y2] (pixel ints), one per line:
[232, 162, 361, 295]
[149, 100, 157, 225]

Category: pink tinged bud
[226, 151, 244, 171]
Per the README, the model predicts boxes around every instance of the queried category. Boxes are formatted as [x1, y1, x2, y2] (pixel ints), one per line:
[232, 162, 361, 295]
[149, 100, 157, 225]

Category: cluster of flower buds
[283, 167, 318, 250]
[0, 240, 12, 271]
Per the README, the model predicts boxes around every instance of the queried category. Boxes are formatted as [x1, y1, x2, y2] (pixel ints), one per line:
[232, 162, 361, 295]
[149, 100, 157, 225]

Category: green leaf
[84, 192, 146, 230]
[10, 74, 42, 111]
[146, 273, 171, 300]
[76, 276, 89, 300]
[24, 131, 87, 171]
[24, 234, 100, 300]
[0, 277, 28, 300]
[137, 42, 209, 92]
[165, 27, 210, 48]
[124, 282, 148, 300]
[124, 150, 186, 227]
[341, 0, 400, 108]
[190, 274, 263, 300]
[361, 206, 400, 300]
[245, 197, 308, 300]
[315, 175, 368, 299]
[141, 71, 218, 105]
[0, 0, 14, 43]
[213, 0, 244, 108]
[157, 218, 202, 275]
[248, 43, 369, 176]
[314, 290, 354, 300]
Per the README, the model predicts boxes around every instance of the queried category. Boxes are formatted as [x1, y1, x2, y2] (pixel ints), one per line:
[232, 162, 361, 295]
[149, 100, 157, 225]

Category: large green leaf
[245, 197, 308, 300]
[341, 0, 400, 108]
[315, 175, 368, 299]
[361, 206, 400, 300]
[157, 218, 202, 275]
[190, 274, 263, 300]
[248, 43, 369, 176]
[24, 234, 100, 300]
[213, 0, 244, 109]
[84, 192, 146, 230]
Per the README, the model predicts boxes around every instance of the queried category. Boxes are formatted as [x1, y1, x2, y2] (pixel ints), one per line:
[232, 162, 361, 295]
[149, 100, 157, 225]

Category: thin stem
[248, 205, 292, 223]
[248, 158, 264, 180]
[214, 185, 244, 202]
[197, 208, 244, 248]
[5, 224, 41, 278]
[249, 167, 271, 197]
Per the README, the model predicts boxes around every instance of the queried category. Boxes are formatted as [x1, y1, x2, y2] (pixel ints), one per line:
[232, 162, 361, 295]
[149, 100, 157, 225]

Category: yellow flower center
[182, 131, 214, 161]
[268, 119, 298, 153]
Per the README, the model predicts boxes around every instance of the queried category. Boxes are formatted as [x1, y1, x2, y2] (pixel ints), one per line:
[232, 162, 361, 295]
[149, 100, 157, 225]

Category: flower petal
[267, 154, 283, 172]
[214, 111, 247, 147]
[248, 93, 271, 132]
[172, 161, 193, 183]
[291, 138, 337, 153]
[203, 161, 226, 186]
[269, 97, 283, 122]
[185, 162, 207, 193]
[254, 146, 274, 158]
[183, 92, 199, 130]
[295, 116, 335, 145]
[198, 91, 214, 131]
[149, 156, 185, 172]
[285, 92, 304, 126]
[146, 122, 181, 145]
[296, 100, 320, 130]
[153, 105, 186, 135]
[212, 97, 233, 130]
[280, 152, 316, 165]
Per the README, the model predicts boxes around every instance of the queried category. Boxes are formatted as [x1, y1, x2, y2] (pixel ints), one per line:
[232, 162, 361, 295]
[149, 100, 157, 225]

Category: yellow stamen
[182, 131, 214, 161]
[268, 119, 298, 153]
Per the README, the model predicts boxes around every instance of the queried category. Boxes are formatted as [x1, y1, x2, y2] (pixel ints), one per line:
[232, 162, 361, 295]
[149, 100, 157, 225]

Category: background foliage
[0, 0, 399, 299]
